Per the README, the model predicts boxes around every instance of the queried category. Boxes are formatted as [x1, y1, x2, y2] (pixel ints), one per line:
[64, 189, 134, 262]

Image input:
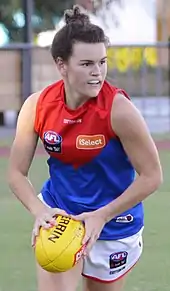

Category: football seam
[40, 232, 54, 265]
[40, 224, 83, 270]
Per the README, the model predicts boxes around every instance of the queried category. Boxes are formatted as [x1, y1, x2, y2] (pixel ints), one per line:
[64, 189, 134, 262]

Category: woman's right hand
[31, 207, 69, 247]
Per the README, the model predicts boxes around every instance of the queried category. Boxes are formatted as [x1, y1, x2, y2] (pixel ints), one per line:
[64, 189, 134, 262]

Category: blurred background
[0, 0, 170, 132]
[0, 1, 170, 291]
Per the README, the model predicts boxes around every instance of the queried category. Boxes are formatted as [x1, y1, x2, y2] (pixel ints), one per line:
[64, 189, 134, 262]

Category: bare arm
[68, 93, 163, 252]
[99, 93, 163, 222]
[7, 92, 47, 217]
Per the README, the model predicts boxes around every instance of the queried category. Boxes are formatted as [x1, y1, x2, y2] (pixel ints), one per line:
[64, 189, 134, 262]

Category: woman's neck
[64, 82, 90, 110]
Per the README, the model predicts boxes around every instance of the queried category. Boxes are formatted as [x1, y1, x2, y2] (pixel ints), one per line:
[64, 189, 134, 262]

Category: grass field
[0, 136, 170, 291]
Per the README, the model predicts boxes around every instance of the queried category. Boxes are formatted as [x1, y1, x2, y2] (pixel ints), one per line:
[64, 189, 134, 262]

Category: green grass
[0, 149, 169, 291]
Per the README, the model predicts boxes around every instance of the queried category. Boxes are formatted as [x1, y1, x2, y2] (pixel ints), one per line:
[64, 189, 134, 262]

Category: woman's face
[62, 42, 107, 99]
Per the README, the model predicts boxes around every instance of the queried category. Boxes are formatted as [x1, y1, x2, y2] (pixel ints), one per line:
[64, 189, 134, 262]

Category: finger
[31, 232, 36, 247]
[33, 225, 40, 237]
[48, 217, 57, 226]
[31, 227, 39, 247]
[42, 213, 57, 226]
[84, 237, 96, 256]
[51, 208, 69, 218]
[31, 232, 37, 248]
[31, 217, 55, 247]
[41, 220, 53, 229]
[82, 231, 91, 245]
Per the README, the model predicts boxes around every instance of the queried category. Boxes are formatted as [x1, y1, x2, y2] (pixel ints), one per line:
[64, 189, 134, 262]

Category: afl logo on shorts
[44, 131, 62, 153]
[109, 251, 128, 269]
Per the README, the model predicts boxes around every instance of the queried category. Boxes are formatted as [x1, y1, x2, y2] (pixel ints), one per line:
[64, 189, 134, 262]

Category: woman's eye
[82, 63, 90, 67]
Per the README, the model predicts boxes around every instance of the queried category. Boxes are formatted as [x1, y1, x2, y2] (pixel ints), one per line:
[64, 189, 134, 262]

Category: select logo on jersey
[44, 131, 62, 153]
[109, 251, 128, 269]
[76, 135, 106, 150]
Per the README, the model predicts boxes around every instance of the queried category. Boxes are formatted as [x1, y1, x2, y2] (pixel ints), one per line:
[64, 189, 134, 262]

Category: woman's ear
[55, 57, 67, 76]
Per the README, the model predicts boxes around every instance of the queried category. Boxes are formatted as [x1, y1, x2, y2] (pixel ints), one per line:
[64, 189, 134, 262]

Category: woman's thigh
[36, 260, 83, 291]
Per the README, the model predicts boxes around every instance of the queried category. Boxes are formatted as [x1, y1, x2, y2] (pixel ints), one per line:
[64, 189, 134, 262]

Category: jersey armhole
[107, 88, 131, 138]
[116, 88, 131, 100]
[34, 81, 63, 134]
[34, 92, 43, 134]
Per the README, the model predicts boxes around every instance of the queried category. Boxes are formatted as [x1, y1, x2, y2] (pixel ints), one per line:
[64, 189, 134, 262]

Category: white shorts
[38, 193, 143, 282]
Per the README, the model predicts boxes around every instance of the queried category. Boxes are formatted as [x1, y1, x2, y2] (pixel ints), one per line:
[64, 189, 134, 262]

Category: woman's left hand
[71, 210, 106, 256]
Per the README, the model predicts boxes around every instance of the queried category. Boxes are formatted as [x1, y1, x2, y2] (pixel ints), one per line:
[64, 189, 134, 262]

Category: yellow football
[34, 215, 86, 272]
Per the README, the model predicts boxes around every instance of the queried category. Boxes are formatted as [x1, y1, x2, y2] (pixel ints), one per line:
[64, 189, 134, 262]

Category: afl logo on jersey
[44, 131, 62, 153]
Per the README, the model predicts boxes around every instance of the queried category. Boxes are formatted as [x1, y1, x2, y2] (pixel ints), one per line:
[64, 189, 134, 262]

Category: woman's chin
[85, 87, 101, 98]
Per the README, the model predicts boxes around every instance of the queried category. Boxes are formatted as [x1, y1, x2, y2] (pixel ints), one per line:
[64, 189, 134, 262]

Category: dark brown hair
[51, 6, 108, 62]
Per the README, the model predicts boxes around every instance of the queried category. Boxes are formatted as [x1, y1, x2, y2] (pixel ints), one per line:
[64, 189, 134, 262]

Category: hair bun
[64, 5, 90, 25]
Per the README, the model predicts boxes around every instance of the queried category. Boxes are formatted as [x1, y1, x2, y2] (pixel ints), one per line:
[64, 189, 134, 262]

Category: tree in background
[0, 0, 74, 43]
[0, 0, 23, 42]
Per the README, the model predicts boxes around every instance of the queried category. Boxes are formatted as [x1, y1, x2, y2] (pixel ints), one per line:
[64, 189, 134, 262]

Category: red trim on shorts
[82, 259, 139, 284]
